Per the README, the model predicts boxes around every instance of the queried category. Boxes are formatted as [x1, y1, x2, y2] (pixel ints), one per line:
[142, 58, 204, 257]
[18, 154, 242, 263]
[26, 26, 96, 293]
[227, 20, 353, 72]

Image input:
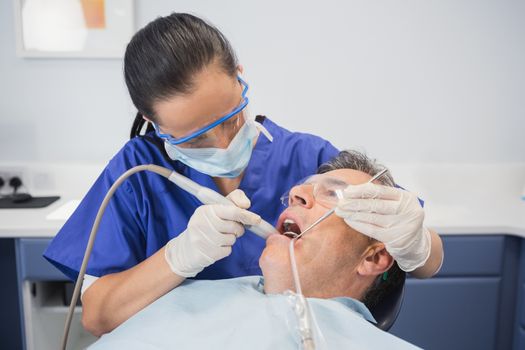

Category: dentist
[44, 13, 443, 336]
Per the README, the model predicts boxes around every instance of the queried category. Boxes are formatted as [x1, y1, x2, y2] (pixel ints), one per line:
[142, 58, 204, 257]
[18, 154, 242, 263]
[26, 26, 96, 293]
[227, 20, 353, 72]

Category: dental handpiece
[167, 170, 278, 239]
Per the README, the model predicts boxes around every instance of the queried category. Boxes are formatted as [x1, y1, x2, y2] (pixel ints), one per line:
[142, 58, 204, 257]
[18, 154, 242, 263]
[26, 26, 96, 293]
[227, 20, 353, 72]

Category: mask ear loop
[255, 121, 273, 142]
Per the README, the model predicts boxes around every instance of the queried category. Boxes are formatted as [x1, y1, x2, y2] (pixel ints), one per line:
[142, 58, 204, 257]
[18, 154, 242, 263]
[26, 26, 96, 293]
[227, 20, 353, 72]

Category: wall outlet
[0, 167, 27, 195]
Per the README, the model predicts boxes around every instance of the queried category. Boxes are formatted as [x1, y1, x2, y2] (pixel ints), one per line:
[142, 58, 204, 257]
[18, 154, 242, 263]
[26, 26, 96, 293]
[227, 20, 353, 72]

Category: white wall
[1, 0, 524, 163]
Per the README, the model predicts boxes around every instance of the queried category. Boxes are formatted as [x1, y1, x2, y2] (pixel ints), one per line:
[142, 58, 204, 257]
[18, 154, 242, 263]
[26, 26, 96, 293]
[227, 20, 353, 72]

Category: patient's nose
[289, 184, 315, 209]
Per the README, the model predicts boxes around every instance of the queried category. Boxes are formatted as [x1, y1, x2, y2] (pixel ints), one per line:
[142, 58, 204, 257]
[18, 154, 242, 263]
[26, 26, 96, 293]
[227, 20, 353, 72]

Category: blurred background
[1, 0, 523, 164]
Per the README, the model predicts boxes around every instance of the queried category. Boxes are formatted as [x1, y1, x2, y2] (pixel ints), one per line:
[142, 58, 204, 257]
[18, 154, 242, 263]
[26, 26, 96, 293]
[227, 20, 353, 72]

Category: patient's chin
[266, 233, 291, 245]
[259, 249, 279, 273]
[259, 251, 291, 288]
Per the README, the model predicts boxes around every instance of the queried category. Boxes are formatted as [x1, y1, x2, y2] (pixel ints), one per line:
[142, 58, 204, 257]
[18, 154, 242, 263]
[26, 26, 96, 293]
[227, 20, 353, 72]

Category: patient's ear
[357, 243, 394, 277]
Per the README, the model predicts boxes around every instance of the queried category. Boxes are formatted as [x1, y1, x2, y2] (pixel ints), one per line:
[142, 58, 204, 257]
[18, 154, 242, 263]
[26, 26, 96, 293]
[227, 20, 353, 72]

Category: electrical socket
[0, 167, 27, 195]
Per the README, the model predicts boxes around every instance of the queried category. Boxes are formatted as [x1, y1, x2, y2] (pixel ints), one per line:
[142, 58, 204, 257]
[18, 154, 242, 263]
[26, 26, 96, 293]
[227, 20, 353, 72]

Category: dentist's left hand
[335, 183, 431, 272]
[164, 189, 261, 277]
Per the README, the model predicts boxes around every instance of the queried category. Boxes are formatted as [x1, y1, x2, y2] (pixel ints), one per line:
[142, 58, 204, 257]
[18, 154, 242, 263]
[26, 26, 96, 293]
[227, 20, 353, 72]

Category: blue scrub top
[44, 117, 339, 281]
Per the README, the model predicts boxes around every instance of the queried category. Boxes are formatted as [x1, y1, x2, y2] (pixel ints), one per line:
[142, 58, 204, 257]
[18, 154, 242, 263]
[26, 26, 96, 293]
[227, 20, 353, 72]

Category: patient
[89, 151, 418, 349]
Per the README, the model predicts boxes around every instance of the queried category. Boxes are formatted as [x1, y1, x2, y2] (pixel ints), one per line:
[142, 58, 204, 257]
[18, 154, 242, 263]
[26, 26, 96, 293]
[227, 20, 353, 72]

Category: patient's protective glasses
[152, 76, 249, 147]
[280, 175, 347, 209]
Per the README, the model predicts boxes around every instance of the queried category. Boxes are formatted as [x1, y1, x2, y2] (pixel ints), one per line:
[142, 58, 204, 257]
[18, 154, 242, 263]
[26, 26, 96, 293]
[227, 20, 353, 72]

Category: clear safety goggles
[152, 76, 249, 149]
[280, 174, 348, 209]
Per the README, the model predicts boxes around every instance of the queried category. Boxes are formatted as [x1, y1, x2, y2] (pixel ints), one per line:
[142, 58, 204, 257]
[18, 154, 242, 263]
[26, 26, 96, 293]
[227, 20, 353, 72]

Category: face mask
[164, 119, 262, 178]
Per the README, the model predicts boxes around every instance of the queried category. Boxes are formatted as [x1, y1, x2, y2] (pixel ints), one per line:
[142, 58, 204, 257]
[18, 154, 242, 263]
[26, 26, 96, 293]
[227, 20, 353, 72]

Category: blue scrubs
[44, 117, 339, 281]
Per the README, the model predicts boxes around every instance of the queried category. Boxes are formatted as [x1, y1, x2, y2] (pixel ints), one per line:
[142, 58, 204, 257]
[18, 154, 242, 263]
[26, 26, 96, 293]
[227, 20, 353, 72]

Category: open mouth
[277, 213, 303, 239]
[283, 219, 301, 237]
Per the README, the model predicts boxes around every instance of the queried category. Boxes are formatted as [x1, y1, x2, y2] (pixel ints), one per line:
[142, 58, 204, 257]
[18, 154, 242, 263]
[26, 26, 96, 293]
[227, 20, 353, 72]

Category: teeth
[283, 219, 296, 231]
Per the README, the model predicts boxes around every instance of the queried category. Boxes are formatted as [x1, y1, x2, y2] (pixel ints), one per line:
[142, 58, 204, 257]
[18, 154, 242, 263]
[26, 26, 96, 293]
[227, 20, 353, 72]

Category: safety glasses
[152, 76, 249, 147]
[280, 174, 348, 209]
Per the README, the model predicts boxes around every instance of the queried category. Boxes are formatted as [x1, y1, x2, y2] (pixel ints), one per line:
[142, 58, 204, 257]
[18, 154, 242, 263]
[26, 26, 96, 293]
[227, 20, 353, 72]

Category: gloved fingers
[196, 250, 217, 265]
[343, 183, 401, 200]
[226, 189, 251, 209]
[213, 205, 261, 226]
[198, 245, 233, 263]
[337, 198, 400, 215]
[385, 228, 432, 272]
[339, 211, 400, 229]
[345, 216, 404, 244]
[218, 245, 233, 259]
[219, 233, 238, 246]
[216, 220, 245, 238]
[200, 219, 245, 244]
[341, 220, 383, 241]
[400, 192, 424, 213]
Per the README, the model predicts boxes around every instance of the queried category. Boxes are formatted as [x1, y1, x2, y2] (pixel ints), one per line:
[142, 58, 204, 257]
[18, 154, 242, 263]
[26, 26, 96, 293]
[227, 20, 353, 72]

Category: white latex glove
[165, 189, 261, 277]
[334, 182, 431, 272]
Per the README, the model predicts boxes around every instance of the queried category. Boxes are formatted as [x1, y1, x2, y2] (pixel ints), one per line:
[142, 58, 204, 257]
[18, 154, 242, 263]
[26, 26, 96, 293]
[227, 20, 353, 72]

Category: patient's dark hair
[125, 13, 238, 139]
[317, 150, 404, 311]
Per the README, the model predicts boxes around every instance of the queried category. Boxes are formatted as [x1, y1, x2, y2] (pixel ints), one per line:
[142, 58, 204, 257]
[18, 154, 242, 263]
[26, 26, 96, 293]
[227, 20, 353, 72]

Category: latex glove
[165, 189, 261, 277]
[335, 183, 431, 272]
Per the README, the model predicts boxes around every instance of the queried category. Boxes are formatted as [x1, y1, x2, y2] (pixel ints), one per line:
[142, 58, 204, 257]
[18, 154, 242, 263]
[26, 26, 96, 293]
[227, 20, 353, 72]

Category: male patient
[90, 151, 419, 349]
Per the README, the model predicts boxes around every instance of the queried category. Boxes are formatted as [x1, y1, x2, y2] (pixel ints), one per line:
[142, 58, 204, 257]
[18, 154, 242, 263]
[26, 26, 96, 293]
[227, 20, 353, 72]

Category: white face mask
[164, 118, 263, 178]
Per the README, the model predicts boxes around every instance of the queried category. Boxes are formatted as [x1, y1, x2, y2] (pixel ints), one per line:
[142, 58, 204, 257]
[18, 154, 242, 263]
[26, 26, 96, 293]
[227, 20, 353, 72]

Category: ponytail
[130, 112, 154, 139]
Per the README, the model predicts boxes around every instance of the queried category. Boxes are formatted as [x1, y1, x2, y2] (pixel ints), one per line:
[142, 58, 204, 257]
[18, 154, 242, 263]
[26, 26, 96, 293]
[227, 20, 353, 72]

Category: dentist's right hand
[164, 189, 261, 277]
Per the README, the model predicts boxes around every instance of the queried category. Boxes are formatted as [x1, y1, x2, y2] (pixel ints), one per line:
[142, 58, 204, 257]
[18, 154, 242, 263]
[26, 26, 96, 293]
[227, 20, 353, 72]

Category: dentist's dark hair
[125, 13, 238, 139]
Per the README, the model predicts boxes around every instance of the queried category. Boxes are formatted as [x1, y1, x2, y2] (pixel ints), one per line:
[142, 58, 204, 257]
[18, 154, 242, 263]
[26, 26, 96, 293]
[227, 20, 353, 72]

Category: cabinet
[15, 238, 97, 350]
[514, 240, 525, 349]
[390, 235, 520, 350]
[0, 239, 23, 350]
[7, 235, 525, 349]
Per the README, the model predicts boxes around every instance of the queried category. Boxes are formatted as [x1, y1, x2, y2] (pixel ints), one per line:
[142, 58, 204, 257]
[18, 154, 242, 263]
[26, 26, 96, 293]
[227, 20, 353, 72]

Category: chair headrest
[368, 270, 406, 331]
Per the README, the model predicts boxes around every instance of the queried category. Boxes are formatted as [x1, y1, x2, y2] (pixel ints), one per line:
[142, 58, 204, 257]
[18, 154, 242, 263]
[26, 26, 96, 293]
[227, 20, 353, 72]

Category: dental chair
[369, 270, 406, 332]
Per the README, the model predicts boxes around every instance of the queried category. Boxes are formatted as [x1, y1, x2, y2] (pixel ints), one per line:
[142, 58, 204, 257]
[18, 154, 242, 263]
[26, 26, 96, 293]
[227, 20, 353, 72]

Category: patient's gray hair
[317, 150, 395, 187]
[317, 150, 404, 311]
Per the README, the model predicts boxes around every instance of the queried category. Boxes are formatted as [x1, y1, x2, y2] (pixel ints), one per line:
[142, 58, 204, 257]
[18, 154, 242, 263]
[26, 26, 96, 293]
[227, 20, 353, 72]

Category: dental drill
[60, 164, 278, 350]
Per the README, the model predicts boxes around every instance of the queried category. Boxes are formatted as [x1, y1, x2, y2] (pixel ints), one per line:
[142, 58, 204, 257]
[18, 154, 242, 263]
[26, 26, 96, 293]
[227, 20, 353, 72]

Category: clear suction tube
[289, 239, 327, 350]
[61, 164, 276, 350]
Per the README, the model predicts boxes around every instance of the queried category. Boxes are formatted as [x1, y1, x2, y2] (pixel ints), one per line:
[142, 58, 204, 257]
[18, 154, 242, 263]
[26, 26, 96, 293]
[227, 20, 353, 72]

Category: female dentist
[44, 13, 443, 336]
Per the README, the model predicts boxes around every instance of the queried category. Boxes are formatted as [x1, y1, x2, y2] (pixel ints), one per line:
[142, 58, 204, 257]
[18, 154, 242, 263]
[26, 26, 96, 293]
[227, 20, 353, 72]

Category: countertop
[1, 162, 524, 239]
